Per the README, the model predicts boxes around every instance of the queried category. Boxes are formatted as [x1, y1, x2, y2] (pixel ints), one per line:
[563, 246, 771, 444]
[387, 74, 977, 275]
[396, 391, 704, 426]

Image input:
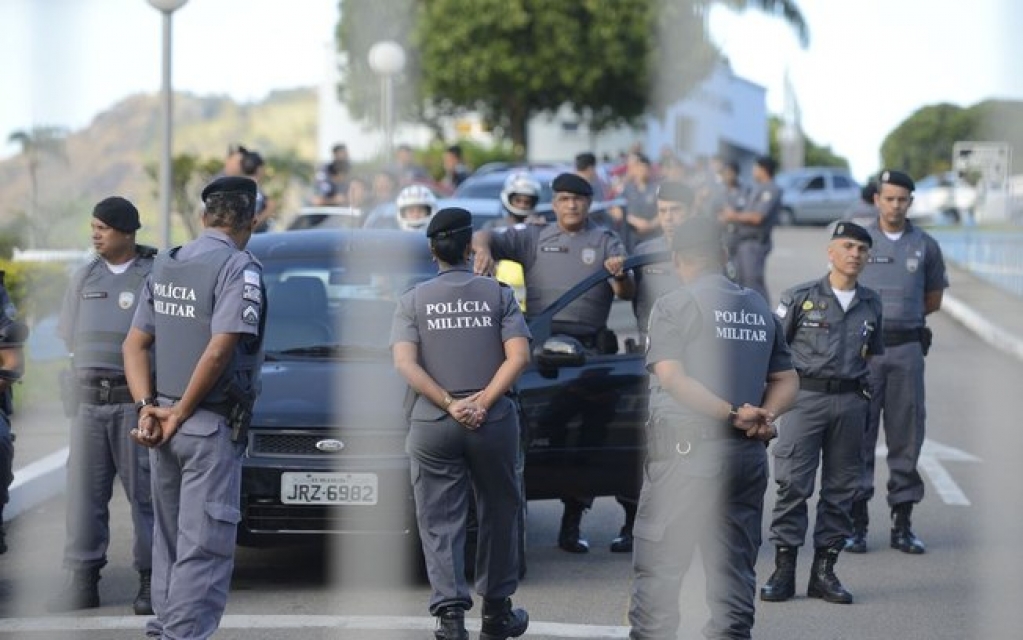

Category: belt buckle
[99, 379, 111, 403]
[675, 440, 692, 457]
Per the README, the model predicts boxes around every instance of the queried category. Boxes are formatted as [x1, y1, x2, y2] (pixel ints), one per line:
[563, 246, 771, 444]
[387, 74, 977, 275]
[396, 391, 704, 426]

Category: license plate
[280, 472, 378, 505]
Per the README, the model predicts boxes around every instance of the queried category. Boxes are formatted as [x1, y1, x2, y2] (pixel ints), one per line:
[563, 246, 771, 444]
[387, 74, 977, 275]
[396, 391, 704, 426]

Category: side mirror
[534, 335, 586, 374]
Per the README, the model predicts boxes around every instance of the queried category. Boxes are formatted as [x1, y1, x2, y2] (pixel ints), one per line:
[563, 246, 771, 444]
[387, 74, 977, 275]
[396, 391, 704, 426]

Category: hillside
[0, 88, 319, 249]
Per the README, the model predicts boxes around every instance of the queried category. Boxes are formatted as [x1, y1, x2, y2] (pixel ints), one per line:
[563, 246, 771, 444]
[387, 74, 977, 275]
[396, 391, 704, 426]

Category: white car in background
[911, 172, 977, 223]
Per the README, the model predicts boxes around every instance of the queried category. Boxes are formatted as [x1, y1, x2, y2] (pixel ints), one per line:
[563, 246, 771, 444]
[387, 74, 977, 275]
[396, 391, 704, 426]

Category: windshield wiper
[273, 344, 390, 358]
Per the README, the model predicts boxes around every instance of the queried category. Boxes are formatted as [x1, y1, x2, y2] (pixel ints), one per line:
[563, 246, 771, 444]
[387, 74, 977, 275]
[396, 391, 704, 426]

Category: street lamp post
[148, 0, 189, 249]
[367, 41, 406, 163]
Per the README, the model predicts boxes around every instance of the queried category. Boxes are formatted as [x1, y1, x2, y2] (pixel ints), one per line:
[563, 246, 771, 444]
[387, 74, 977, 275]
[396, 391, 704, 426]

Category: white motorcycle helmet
[500, 172, 541, 220]
[395, 184, 437, 231]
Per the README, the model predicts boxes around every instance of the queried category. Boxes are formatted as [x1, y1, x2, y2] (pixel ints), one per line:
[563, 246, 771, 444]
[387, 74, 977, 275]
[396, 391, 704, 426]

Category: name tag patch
[540, 246, 568, 253]
[867, 256, 894, 264]
[82, 292, 108, 299]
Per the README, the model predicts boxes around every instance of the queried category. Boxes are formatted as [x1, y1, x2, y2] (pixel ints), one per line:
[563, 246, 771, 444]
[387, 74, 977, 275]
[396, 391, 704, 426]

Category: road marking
[876, 438, 980, 506]
[0, 615, 630, 638]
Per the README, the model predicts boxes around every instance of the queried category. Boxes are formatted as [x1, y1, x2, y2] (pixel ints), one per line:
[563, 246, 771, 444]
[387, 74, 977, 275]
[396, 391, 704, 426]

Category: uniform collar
[201, 228, 240, 250]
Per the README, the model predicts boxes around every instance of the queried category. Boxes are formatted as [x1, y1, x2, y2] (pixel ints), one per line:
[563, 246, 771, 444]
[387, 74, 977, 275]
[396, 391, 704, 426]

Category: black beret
[551, 172, 593, 197]
[831, 221, 872, 247]
[671, 217, 723, 255]
[93, 196, 140, 232]
[878, 169, 915, 192]
[427, 207, 473, 238]
[656, 181, 694, 205]
[201, 176, 258, 202]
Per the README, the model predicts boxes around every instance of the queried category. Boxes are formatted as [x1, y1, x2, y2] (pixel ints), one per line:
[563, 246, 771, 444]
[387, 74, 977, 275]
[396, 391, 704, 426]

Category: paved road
[2, 226, 1021, 639]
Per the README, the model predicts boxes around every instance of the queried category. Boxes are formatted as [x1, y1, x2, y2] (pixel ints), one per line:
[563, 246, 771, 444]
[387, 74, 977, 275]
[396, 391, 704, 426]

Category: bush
[0, 259, 71, 322]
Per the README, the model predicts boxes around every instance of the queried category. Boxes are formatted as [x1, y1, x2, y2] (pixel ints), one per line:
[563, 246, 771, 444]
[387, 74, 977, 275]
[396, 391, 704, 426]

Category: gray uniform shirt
[391, 268, 530, 422]
[632, 235, 678, 334]
[646, 273, 792, 428]
[776, 276, 884, 380]
[488, 219, 625, 334]
[859, 219, 948, 331]
[736, 182, 781, 243]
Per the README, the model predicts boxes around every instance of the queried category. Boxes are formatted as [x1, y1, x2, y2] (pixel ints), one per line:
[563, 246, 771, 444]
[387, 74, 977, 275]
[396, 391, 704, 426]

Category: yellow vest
[495, 260, 526, 311]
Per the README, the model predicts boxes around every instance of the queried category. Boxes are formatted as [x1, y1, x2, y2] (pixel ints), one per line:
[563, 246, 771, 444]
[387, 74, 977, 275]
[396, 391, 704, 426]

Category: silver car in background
[775, 167, 862, 225]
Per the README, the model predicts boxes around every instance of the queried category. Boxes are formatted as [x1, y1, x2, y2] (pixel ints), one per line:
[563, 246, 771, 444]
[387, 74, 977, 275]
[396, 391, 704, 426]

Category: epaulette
[136, 244, 158, 259]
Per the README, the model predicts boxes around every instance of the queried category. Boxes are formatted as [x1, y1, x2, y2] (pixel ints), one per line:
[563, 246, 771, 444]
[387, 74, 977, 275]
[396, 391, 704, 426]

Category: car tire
[778, 207, 796, 226]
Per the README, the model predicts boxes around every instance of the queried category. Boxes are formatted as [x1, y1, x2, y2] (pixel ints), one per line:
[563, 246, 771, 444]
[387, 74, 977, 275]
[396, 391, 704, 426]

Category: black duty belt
[79, 383, 133, 405]
[646, 415, 746, 462]
[799, 377, 862, 394]
[883, 329, 923, 347]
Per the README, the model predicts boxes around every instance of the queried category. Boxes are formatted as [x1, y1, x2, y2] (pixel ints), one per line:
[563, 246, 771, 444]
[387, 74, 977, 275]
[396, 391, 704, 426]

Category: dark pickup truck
[239, 229, 660, 566]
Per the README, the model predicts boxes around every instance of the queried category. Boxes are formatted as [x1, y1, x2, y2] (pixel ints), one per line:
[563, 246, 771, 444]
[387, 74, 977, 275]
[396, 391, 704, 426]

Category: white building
[527, 61, 767, 169]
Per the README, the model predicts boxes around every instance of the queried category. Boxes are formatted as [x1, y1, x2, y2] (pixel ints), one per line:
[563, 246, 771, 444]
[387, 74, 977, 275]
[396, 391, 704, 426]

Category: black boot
[46, 567, 101, 612]
[760, 546, 797, 602]
[433, 607, 468, 640]
[133, 570, 153, 616]
[890, 503, 925, 554]
[557, 502, 589, 553]
[610, 501, 636, 553]
[807, 546, 853, 604]
[480, 598, 529, 640]
[844, 499, 869, 554]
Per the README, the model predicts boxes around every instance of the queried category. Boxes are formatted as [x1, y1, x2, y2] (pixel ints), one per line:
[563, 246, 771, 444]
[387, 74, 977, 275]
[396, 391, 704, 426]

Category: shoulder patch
[774, 303, 788, 319]
[242, 305, 260, 325]
[243, 270, 260, 285]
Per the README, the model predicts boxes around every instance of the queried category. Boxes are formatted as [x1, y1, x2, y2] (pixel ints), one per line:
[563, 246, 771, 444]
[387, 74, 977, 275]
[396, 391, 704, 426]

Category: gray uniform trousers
[629, 438, 768, 640]
[731, 240, 771, 304]
[855, 342, 926, 506]
[0, 412, 12, 506]
[408, 402, 521, 614]
[768, 389, 867, 550]
[145, 407, 243, 640]
[63, 402, 153, 571]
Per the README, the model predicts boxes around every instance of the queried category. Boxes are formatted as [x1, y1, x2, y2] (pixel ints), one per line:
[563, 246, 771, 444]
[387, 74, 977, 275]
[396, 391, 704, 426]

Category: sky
[1, 0, 1020, 183]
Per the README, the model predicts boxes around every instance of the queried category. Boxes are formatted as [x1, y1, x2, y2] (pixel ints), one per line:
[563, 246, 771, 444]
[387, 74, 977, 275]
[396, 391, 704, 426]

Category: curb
[5, 447, 67, 522]
[940, 293, 1023, 363]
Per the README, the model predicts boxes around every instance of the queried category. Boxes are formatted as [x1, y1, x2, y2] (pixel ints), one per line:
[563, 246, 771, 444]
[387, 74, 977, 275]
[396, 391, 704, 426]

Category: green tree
[337, 0, 808, 156]
[879, 103, 977, 179]
[768, 116, 849, 169]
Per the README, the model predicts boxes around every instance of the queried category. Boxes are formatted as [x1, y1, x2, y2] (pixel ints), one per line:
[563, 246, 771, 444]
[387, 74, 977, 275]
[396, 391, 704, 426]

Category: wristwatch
[135, 397, 158, 413]
[727, 404, 740, 423]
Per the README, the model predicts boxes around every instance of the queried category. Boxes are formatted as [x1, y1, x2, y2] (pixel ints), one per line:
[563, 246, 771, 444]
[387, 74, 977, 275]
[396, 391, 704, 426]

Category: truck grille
[249, 430, 407, 458]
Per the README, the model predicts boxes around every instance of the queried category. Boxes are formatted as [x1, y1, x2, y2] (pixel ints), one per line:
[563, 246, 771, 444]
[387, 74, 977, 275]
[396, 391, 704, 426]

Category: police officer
[473, 172, 635, 554]
[48, 197, 156, 614]
[123, 176, 265, 640]
[392, 207, 531, 640]
[0, 277, 26, 556]
[846, 169, 948, 555]
[718, 155, 781, 303]
[632, 181, 696, 345]
[713, 160, 750, 262]
[486, 172, 546, 310]
[760, 222, 884, 606]
[629, 216, 798, 640]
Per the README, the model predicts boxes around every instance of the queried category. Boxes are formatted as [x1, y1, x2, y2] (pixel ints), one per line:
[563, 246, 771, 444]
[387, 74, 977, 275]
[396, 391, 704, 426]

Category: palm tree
[6, 127, 68, 249]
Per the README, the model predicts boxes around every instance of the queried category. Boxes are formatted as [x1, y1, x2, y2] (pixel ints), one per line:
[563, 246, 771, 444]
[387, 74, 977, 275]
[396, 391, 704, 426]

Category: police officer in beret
[392, 207, 531, 640]
[718, 155, 781, 303]
[760, 222, 883, 606]
[629, 217, 798, 640]
[632, 181, 697, 345]
[846, 169, 948, 555]
[0, 276, 27, 556]
[48, 196, 157, 614]
[123, 176, 265, 639]
[473, 172, 636, 554]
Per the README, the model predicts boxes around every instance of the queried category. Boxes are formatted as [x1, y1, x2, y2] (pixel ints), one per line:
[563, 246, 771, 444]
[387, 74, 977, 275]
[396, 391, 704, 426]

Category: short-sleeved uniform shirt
[736, 181, 782, 242]
[775, 276, 884, 379]
[859, 219, 948, 331]
[133, 229, 262, 344]
[632, 235, 679, 334]
[488, 219, 626, 335]
[646, 273, 792, 427]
